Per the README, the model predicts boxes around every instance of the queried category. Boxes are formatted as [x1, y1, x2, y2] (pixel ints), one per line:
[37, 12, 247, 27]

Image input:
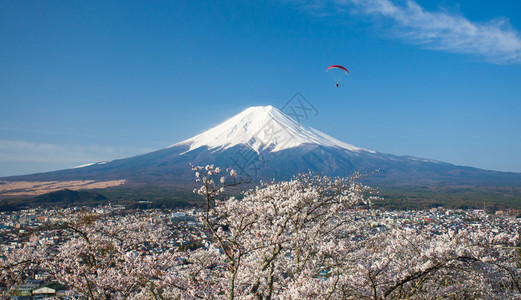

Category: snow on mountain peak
[172, 105, 374, 153]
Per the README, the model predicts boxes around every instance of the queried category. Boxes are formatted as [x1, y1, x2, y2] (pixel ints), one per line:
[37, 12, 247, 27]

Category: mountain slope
[3, 105, 521, 188]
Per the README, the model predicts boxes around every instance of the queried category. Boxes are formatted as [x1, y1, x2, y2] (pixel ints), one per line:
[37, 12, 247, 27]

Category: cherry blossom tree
[337, 228, 521, 299]
[183, 164, 521, 300]
[187, 164, 377, 299]
[47, 210, 182, 299]
[0, 244, 46, 297]
[1, 210, 182, 299]
[1, 164, 520, 299]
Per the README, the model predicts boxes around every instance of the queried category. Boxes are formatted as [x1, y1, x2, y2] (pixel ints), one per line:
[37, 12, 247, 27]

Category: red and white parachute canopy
[326, 65, 349, 74]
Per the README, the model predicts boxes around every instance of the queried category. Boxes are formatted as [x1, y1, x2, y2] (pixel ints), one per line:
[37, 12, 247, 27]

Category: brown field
[0, 180, 126, 197]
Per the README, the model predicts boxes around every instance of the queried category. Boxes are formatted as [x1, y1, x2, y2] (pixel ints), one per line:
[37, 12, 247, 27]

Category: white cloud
[299, 0, 521, 63]
[0, 140, 153, 165]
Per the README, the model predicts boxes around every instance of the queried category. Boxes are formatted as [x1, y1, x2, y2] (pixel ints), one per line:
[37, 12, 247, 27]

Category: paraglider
[326, 65, 348, 87]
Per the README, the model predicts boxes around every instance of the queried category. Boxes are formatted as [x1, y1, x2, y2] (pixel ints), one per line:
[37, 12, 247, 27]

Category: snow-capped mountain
[4, 105, 521, 187]
[173, 105, 371, 153]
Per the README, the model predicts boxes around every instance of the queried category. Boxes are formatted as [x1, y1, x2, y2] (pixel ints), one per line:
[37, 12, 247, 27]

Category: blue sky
[1, 0, 521, 177]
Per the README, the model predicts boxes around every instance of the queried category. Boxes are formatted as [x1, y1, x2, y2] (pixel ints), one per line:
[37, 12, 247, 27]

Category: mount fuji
[4, 105, 521, 188]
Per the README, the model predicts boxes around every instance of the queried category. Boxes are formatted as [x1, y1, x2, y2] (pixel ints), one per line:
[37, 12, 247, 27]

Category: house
[32, 282, 64, 296]
[32, 286, 56, 295]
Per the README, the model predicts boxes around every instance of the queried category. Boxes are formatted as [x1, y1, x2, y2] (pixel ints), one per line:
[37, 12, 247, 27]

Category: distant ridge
[0, 189, 107, 211]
